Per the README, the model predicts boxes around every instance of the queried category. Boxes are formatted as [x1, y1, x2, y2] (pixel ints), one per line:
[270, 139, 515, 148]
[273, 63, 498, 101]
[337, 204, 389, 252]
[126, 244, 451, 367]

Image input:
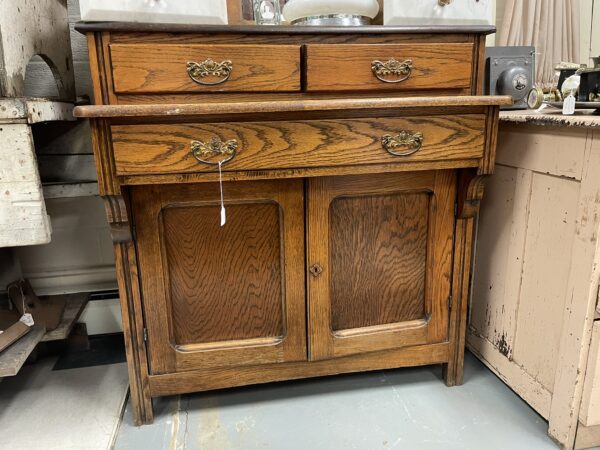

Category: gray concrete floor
[114, 352, 560, 450]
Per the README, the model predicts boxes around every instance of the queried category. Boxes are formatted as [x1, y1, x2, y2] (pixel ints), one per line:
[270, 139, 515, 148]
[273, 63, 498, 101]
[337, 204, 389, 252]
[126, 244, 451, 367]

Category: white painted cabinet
[469, 115, 600, 450]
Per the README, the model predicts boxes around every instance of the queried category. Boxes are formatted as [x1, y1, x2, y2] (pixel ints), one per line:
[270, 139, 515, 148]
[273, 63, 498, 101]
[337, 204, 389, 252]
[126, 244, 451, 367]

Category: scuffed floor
[0, 358, 128, 450]
[114, 353, 559, 450]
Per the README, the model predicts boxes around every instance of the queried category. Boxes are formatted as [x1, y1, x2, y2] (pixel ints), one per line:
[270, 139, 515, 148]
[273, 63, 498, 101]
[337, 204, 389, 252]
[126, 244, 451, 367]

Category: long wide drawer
[110, 44, 301, 93]
[111, 114, 486, 176]
[306, 43, 474, 92]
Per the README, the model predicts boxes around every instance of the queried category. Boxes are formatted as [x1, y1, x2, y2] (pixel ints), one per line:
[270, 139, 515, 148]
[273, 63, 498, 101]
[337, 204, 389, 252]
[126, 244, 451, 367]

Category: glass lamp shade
[282, 0, 380, 23]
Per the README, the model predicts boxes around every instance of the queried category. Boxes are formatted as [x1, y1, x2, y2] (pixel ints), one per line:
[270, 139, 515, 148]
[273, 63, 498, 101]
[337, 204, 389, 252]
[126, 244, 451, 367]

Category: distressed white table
[469, 109, 600, 450]
[0, 99, 74, 247]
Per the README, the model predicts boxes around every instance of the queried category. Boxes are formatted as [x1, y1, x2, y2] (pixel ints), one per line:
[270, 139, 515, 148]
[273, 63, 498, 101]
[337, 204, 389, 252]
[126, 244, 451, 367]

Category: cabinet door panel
[307, 171, 456, 360]
[163, 202, 284, 345]
[330, 192, 429, 331]
[132, 180, 306, 374]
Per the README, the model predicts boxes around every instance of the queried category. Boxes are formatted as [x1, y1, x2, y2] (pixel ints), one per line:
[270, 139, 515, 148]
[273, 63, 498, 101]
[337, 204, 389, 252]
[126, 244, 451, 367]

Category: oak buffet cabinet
[74, 22, 510, 425]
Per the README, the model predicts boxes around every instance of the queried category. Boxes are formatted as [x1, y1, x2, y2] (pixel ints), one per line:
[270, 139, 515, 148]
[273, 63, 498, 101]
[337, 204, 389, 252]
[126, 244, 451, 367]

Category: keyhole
[309, 264, 323, 277]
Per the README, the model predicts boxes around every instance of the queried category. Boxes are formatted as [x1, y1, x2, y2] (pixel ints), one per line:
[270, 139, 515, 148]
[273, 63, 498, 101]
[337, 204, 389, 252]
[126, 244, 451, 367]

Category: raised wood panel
[306, 43, 473, 91]
[110, 44, 301, 93]
[470, 165, 531, 359]
[132, 179, 307, 374]
[112, 115, 486, 176]
[162, 202, 284, 346]
[512, 172, 580, 392]
[330, 192, 429, 330]
[307, 171, 455, 360]
[495, 124, 587, 180]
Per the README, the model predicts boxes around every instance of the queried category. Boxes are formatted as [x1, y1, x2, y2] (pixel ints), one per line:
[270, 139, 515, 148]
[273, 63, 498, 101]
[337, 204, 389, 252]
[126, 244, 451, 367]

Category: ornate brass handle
[382, 131, 423, 157]
[371, 59, 413, 84]
[191, 138, 238, 165]
[438, 0, 453, 5]
[187, 59, 233, 86]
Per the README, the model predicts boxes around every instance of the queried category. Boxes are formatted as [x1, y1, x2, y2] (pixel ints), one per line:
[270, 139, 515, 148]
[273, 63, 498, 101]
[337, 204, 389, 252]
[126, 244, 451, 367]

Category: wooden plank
[512, 172, 581, 392]
[73, 95, 513, 118]
[43, 182, 99, 199]
[467, 333, 552, 419]
[0, 124, 51, 248]
[575, 422, 600, 450]
[148, 342, 450, 397]
[470, 165, 532, 360]
[495, 124, 587, 180]
[549, 129, 600, 448]
[0, 321, 31, 352]
[0, 325, 45, 377]
[41, 293, 90, 342]
[580, 321, 600, 426]
[0, 98, 73, 124]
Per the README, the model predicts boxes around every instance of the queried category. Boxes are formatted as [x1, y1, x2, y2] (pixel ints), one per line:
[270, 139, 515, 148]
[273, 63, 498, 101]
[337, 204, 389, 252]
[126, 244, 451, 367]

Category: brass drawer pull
[382, 131, 423, 156]
[187, 59, 233, 86]
[371, 59, 413, 84]
[191, 138, 238, 165]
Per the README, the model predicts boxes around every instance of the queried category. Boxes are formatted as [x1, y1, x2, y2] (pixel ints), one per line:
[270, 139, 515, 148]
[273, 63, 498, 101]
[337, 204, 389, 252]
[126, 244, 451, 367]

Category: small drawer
[306, 43, 474, 92]
[111, 114, 485, 176]
[110, 44, 301, 94]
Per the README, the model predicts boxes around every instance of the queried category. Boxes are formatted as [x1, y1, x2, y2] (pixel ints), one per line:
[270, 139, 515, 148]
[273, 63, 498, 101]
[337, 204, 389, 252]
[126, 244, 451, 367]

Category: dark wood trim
[74, 96, 512, 119]
[76, 22, 496, 35]
[148, 342, 450, 397]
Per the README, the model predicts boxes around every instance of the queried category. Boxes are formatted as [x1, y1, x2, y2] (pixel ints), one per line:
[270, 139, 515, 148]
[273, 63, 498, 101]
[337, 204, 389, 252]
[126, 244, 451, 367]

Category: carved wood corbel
[103, 195, 132, 243]
[457, 171, 487, 219]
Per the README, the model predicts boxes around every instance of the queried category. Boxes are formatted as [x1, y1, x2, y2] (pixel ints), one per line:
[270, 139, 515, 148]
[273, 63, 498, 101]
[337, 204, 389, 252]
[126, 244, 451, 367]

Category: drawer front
[110, 44, 301, 93]
[306, 43, 474, 92]
[112, 115, 485, 176]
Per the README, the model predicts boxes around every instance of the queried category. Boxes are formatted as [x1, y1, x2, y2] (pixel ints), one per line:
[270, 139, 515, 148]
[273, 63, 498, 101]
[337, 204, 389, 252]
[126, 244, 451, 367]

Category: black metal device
[485, 46, 535, 110]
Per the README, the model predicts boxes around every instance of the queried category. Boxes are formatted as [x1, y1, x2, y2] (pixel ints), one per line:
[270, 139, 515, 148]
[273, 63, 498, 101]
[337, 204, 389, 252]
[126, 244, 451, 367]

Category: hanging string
[218, 161, 226, 227]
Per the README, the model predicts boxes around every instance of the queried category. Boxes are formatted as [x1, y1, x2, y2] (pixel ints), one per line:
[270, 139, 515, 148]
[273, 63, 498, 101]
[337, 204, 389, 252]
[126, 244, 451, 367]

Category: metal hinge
[143, 328, 148, 342]
[448, 295, 453, 310]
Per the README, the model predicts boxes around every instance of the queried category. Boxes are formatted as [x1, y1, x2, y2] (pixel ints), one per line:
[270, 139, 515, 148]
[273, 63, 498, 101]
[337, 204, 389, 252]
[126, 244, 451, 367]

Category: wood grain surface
[163, 202, 284, 345]
[110, 44, 301, 93]
[307, 171, 456, 360]
[330, 193, 429, 330]
[147, 342, 450, 397]
[306, 43, 473, 91]
[131, 179, 307, 374]
[112, 115, 486, 176]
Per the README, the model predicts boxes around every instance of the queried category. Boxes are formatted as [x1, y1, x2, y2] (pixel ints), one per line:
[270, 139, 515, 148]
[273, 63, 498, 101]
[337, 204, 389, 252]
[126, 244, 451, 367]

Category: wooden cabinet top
[76, 22, 496, 35]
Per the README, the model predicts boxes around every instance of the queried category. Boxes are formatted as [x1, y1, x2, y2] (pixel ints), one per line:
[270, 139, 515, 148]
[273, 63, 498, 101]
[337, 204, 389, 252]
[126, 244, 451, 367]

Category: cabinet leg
[114, 239, 155, 425]
[444, 216, 475, 387]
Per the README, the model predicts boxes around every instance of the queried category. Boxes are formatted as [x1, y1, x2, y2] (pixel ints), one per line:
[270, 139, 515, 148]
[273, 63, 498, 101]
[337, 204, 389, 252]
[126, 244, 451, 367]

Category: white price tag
[563, 94, 576, 115]
[220, 205, 226, 227]
[20, 313, 34, 327]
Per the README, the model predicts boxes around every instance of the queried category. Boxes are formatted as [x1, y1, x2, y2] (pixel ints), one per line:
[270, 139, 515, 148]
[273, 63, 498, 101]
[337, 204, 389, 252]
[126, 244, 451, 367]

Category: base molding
[576, 422, 600, 450]
[148, 342, 449, 397]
